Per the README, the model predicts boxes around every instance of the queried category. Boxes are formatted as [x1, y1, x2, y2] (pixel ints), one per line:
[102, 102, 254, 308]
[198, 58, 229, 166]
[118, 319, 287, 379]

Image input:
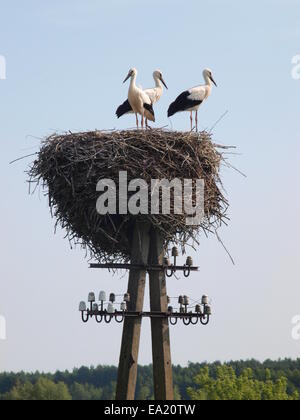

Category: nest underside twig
[28, 129, 231, 263]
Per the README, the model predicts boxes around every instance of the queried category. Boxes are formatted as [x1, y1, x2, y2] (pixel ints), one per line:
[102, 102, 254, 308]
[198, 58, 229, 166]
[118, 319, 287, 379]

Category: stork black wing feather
[143, 103, 155, 118]
[116, 99, 132, 118]
[167, 91, 202, 117]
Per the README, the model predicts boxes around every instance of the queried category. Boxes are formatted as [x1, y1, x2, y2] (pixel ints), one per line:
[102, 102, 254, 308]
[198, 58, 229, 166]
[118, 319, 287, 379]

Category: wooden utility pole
[148, 228, 174, 400]
[116, 221, 150, 400]
[116, 223, 174, 401]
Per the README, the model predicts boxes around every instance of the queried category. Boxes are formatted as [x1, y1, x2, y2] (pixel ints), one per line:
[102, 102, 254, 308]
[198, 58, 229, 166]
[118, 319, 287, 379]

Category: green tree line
[1, 359, 300, 400]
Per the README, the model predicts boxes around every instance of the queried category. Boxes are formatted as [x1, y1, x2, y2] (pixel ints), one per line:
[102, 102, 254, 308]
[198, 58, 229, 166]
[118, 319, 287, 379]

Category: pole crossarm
[90, 263, 199, 271]
[81, 309, 210, 324]
[90, 262, 199, 278]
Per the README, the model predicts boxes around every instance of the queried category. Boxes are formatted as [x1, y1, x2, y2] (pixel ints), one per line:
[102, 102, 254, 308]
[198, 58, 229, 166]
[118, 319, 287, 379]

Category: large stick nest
[28, 129, 230, 262]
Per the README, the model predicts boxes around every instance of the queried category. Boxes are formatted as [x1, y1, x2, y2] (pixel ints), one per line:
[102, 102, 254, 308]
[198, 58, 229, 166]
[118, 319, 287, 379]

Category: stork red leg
[135, 113, 139, 129]
[190, 112, 193, 132]
[196, 111, 198, 133]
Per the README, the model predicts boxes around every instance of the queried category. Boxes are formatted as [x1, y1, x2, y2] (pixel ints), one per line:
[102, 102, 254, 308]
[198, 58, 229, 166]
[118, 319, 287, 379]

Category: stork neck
[130, 74, 137, 89]
[154, 77, 162, 88]
[204, 74, 211, 87]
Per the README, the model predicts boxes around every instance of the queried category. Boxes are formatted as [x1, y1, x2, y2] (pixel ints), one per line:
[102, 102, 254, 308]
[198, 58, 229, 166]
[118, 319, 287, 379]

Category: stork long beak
[160, 76, 168, 89]
[210, 76, 217, 87]
[123, 72, 131, 84]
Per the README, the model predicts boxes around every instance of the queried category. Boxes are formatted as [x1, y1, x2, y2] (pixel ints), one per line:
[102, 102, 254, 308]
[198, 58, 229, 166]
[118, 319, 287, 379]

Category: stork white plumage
[146, 70, 168, 100]
[121, 68, 155, 129]
[168, 69, 217, 132]
[143, 70, 168, 127]
[116, 70, 167, 128]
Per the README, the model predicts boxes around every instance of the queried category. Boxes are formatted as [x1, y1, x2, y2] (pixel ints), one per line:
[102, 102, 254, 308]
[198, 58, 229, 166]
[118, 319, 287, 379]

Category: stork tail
[144, 103, 155, 122]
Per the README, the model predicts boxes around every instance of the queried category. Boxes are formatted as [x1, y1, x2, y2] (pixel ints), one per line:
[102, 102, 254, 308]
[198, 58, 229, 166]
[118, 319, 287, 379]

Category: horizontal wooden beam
[90, 263, 199, 272]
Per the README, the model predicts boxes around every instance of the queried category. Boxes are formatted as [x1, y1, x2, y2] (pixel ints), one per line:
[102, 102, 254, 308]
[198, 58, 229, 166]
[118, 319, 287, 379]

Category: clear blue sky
[0, 0, 300, 372]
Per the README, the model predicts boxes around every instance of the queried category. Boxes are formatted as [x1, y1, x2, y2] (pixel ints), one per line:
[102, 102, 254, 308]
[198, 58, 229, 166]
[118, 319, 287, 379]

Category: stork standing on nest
[116, 70, 167, 128]
[167, 69, 217, 132]
[143, 70, 168, 128]
[121, 68, 155, 129]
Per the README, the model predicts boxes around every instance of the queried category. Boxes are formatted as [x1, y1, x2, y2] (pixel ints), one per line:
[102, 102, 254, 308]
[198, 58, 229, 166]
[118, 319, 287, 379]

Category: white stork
[116, 70, 167, 128]
[119, 68, 155, 129]
[167, 68, 217, 132]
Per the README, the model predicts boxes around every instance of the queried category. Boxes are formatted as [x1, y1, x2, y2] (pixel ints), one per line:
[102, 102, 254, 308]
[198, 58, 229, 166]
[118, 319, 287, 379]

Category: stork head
[123, 68, 137, 83]
[153, 70, 168, 89]
[203, 68, 217, 87]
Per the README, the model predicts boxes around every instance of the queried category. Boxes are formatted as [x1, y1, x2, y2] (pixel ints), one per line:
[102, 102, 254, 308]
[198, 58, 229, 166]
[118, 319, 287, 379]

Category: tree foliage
[3, 378, 71, 401]
[187, 366, 298, 401]
[0, 359, 299, 400]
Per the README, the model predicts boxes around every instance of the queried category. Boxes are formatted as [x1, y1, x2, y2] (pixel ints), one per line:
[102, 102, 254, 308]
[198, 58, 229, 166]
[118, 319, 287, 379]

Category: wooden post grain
[148, 228, 174, 400]
[115, 221, 151, 400]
